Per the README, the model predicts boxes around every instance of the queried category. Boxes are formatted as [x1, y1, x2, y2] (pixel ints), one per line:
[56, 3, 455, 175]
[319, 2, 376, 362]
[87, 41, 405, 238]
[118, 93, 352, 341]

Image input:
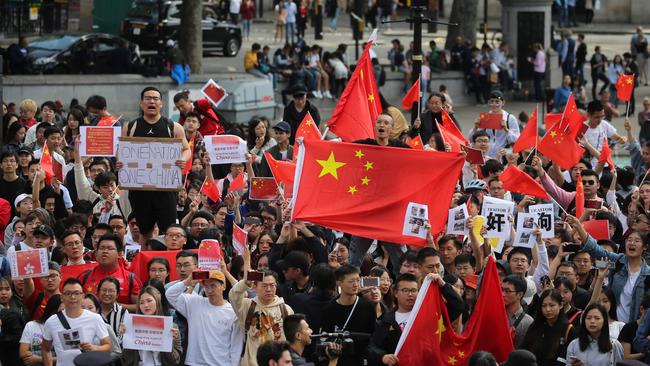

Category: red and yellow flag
[293, 111, 322, 159]
[513, 106, 539, 153]
[575, 174, 585, 218]
[499, 165, 550, 200]
[229, 172, 246, 191]
[615, 74, 634, 102]
[401, 77, 421, 110]
[96, 115, 119, 127]
[41, 144, 55, 184]
[406, 135, 424, 150]
[200, 178, 221, 202]
[538, 121, 585, 170]
[182, 134, 196, 175]
[599, 137, 615, 169]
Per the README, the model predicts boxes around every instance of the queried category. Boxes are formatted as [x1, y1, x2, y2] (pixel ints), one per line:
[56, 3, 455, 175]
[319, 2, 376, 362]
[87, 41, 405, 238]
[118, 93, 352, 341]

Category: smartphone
[584, 200, 603, 210]
[245, 270, 264, 282]
[361, 277, 380, 288]
[191, 270, 210, 280]
[595, 259, 608, 269]
[564, 243, 582, 253]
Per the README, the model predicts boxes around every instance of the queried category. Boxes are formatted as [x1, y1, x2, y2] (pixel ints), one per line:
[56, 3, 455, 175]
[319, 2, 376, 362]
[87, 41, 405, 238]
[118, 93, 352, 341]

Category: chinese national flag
[229, 172, 246, 191]
[183, 134, 195, 174]
[200, 178, 221, 202]
[478, 112, 503, 129]
[575, 174, 585, 218]
[513, 106, 539, 153]
[545, 94, 587, 140]
[407, 135, 424, 150]
[499, 165, 550, 200]
[293, 111, 322, 159]
[291, 140, 464, 245]
[401, 77, 421, 110]
[441, 110, 468, 145]
[232, 224, 248, 255]
[129, 250, 189, 283]
[97, 115, 119, 126]
[538, 122, 585, 170]
[41, 144, 55, 184]
[327, 42, 382, 141]
[615, 74, 634, 102]
[249, 177, 279, 200]
[396, 257, 513, 365]
[436, 120, 465, 153]
[264, 151, 296, 187]
[599, 137, 615, 169]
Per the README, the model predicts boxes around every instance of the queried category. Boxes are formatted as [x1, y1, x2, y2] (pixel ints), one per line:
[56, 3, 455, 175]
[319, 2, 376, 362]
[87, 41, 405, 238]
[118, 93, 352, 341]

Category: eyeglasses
[64, 240, 83, 248]
[99, 288, 117, 294]
[97, 246, 117, 252]
[398, 288, 419, 295]
[142, 96, 161, 101]
[573, 259, 591, 264]
[176, 263, 195, 269]
[510, 258, 528, 264]
[474, 139, 490, 144]
[166, 232, 186, 238]
[191, 222, 209, 228]
[63, 291, 84, 297]
[583, 180, 597, 186]
[45, 274, 60, 281]
[259, 283, 277, 289]
[501, 288, 516, 294]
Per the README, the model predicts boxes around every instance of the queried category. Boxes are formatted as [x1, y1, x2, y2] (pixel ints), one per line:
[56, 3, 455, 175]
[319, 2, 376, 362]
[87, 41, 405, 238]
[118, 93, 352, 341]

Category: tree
[179, 0, 203, 73]
[444, 0, 479, 50]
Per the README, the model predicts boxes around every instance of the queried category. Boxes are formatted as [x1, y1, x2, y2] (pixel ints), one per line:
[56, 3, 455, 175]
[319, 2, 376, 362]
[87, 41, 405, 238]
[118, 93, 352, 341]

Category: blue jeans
[330, 7, 340, 29]
[559, 7, 568, 27]
[285, 22, 296, 44]
[242, 19, 252, 38]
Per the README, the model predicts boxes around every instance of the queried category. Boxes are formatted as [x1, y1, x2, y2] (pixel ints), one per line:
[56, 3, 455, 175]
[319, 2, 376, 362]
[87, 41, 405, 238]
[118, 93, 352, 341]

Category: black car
[121, 0, 242, 57]
[28, 34, 142, 74]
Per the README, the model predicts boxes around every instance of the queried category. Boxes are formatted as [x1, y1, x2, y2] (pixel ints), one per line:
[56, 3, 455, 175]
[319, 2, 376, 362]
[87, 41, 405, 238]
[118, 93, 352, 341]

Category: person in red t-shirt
[78, 234, 140, 312]
[23, 261, 61, 321]
[173, 92, 225, 137]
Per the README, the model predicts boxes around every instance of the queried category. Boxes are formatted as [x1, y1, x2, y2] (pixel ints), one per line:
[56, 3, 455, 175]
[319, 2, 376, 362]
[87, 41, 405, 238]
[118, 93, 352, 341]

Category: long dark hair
[578, 304, 612, 353]
[65, 108, 85, 142]
[38, 294, 62, 324]
[246, 118, 269, 150]
[370, 265, 394, 309]
[141, 279, 172, 316]
[521, 289, 568, 360]
[5, 121, 25, 144]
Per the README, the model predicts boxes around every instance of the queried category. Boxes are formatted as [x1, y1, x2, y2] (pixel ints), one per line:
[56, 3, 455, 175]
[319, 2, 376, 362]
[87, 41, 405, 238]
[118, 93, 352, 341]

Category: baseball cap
[18, 147, 33, 155]
[14, 193, 32, 208]
[292, 86, 308, 96]
[34, 225, 55, 238]
[489, 90, 506, 101]
[205, 270, 226, 284]
[277, 251, 310, 273]
[48, 261, 62, 274]
[273, 121, 292, 134]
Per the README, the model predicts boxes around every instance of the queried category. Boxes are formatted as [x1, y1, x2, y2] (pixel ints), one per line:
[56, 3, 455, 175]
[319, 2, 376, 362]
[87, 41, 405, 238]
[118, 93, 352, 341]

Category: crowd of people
[1, 24, 650, 366]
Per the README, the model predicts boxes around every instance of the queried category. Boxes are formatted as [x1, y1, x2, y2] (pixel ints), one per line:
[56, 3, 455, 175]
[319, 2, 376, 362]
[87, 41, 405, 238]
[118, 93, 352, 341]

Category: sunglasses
[583, 179, 597, 185]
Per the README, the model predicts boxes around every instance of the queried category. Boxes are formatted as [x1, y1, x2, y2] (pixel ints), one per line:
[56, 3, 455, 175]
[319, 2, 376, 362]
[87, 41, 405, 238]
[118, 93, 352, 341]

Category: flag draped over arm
[291, 139, 464, 245]
[326, 42, 382, 141]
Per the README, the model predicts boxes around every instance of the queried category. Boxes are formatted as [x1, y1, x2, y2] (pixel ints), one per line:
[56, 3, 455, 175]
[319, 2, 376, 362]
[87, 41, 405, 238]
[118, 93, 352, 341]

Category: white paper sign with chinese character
[204, 135, 248, 164]
[447, 205, 468, 236]
[481, 201, 514, 240]
[529, 203, 555, 239]
[513, 212, 537, 248]
[122, 314, 173, 352]
[8, 248, 48, 279]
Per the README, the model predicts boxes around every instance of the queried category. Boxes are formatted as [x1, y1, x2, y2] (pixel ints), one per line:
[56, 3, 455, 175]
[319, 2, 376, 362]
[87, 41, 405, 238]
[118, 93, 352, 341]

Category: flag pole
[321, 127, 330, 140]
[534, 104, 539, 157]
[550, 196, 570, 217]
[418, 73, 422, 119]
[625, 101, 630, 120]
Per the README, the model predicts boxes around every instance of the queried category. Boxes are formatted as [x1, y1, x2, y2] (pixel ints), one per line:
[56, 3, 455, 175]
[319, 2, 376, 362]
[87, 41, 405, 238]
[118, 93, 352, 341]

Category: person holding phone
[566, 304, 624, 366]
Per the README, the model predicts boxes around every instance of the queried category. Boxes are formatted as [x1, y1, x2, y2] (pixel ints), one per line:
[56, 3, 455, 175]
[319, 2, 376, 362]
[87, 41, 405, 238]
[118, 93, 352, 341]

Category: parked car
[121, 0, 242, 57]
[27, 34, 142, 74]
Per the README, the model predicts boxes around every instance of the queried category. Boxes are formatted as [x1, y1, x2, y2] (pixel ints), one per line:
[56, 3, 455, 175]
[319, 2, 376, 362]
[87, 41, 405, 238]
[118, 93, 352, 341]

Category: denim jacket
[633, 311, 650, 363]
[583, 235, 650, 323]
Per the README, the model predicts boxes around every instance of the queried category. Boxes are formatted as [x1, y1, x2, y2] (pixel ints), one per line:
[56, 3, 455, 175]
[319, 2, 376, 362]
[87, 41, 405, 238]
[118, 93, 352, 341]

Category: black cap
[34, 225, 55, 238]
[48, 261, 62, 274]
[489, 90, 506, 101]
[18, 147, 33, 155]
[272, 121, 292, 134]
[292, 86, 308, 96]
[277, 251, 310, 273]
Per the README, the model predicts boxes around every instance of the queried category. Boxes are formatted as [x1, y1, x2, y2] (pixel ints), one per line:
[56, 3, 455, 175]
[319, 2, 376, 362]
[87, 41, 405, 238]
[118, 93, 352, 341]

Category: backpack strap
[564, 323, 573, 342]
[244, 300, 258, 333]
[512, 309, 526, 328]
[568, 310, 581, 324]
[91, 197, 102, 210]
[280, 303, 288, 319]
[128, 120, 137, 137]
[31, 292, 45, 317]
[56, 311, 72, 330]
[167, 119, 174, 138]
[115, 199, 125, 217]
[80, 269, 93, 287]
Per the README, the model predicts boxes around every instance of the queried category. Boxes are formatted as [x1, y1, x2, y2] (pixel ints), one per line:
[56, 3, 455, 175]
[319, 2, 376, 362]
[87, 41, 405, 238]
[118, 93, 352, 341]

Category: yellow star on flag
[348, 185, 358, 195]
[364, 161, 374, 170]
[361, 176, 370, 185]
[316, 152, 346, 180]
[549, 130, 557, 138]
[355, 150, 365, 159]
[306, 119, 313, 126]
[252, 180, 259, 186]
[448, 356, 458, 365]
[436, 315, 446, 343]
[626, 78, 633, 85]
[412, 140, 419, 146]
[368, 93, 375, 103]
[457, 351, 465, 358]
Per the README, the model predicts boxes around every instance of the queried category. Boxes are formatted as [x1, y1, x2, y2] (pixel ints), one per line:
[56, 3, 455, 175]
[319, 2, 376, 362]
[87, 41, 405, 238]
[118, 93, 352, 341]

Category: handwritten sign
[122, 314, 173, 352]
[79, 126, 120, 157]
[8, 248, 48, 279]
[117, 137, 183, 191]
[204, 135, 247, 164]
[529, 204, 555, 239]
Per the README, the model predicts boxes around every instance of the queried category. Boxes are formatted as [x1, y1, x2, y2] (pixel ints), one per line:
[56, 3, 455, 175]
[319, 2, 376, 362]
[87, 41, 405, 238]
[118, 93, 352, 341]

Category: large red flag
[327, 42, 382, 141]
[575, 174, 585, 218]
[291, 140, 464, 245]
[538, 122, 585, 170]
[182, 134, 196, 175]
[396, 257, 513, 365]
[41, 144, 55, 184]
[513, 106, 539, 153]
[599, 137, 615, 169]
[401, 78, 421, 110]
[615, 74, 634, 102]
[499, 165, 550, 199]
[200, 178, 221, 202]
[129, 250, 188, 283]
[293, 111, 322, 160]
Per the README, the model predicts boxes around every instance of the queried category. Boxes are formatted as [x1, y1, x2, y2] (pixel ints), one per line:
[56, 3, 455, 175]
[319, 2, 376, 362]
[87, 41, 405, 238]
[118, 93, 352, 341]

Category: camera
[312, 331, 368, 361]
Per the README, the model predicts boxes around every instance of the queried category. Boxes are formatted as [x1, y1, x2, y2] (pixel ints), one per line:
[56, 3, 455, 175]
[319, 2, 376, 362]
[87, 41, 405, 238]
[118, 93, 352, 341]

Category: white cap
[523, 277, 537, 305]
[14, 193, 32, 208]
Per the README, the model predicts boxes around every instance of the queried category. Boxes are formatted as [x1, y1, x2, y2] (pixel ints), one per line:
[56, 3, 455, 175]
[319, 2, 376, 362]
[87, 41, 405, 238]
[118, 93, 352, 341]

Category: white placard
[513, 212, 537, 248]
[447, 205, 468, 236]
[57, 328, 84, 350]
[402, 202, 429, 239]
[122, 314, 173, 352]
[117, 137, 183, 191]
[481, 202, 513, 240]
[529, 203, 555, 239]
[79, 126, 120, 157]
[204, 135, 247, 165]
[8, 248, 49, 279]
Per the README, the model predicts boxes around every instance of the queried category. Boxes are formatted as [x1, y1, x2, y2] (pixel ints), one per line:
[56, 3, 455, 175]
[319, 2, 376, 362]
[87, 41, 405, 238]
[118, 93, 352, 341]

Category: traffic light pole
[382, 6, 457, 85]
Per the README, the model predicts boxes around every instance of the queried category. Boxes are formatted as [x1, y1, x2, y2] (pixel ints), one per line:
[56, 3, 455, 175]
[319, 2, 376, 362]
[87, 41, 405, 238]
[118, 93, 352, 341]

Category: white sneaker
[314, 90, 323, 99]
[323, 91, 333, 99]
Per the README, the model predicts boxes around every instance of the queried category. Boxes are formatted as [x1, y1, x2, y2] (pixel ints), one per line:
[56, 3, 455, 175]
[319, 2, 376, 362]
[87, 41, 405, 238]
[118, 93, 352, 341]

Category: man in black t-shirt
[0, 152, 28, 216]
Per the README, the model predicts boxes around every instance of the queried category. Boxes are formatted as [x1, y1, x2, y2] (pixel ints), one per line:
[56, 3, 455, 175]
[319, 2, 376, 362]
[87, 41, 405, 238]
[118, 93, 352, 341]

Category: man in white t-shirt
[166, 269, 244, 366]
[41, 278, 111, 366]
[368, 273, 420, 366]
[583, 100, 626, 152]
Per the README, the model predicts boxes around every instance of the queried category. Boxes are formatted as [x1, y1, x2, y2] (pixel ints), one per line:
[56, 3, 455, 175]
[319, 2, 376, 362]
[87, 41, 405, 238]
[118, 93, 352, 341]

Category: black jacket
[367, 311, 403, 366]
[408, 110, 460, 144]
[257, 144, 294, 178]
[283, 101, 321, 145]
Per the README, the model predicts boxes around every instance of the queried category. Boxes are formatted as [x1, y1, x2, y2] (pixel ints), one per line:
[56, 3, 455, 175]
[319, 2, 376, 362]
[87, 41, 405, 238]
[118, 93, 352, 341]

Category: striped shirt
[102, 303, 128, 336]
